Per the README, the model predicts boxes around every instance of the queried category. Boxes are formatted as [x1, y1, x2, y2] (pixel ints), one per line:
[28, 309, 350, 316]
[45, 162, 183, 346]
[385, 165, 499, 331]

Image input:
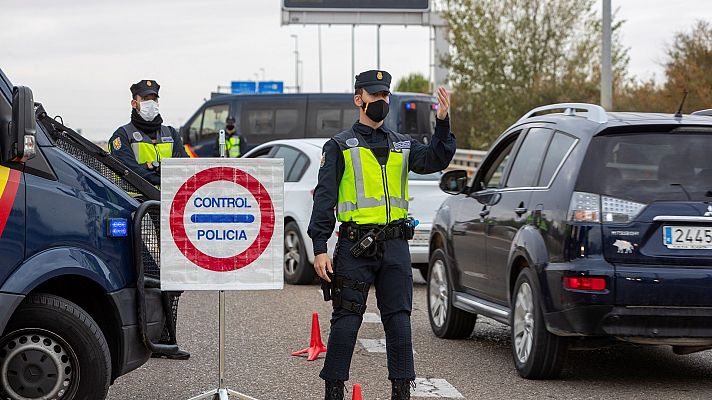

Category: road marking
[359, 338, 387, 353]
[359, 339, 416, 354]
[411, 378, 464, 398]
[362, 312, 381, 323]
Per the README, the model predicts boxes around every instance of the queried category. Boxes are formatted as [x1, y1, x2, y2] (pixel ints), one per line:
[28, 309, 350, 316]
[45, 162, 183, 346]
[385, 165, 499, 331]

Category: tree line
[395, 0, 712, 150]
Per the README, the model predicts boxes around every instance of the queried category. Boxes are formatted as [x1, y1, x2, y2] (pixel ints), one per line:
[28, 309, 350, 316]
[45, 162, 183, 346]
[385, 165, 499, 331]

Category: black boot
[391, 379, 412, 400]
[324, 380, 345, 400]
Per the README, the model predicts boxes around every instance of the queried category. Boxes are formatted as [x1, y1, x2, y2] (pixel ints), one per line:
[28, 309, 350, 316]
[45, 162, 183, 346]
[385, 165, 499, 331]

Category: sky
[2, 0, 712, 143]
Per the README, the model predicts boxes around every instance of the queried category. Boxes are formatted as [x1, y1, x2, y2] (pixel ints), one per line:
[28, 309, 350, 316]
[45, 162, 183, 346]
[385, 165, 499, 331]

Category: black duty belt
[339, 222, 406, 242]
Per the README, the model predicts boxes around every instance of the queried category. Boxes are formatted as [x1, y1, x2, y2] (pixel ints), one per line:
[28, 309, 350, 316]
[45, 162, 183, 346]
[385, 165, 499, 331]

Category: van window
[246, 110, 273, 135]
[506, 128, 553, 188]
[342, 108, 359, 129]
[201, 104, 230, 138]
[576, 132, 712, 202]
[316, 109, 341, 137]
[188, 114, 202, 144]
[275, 109, 299, 135]
[400, 100, 435, 137]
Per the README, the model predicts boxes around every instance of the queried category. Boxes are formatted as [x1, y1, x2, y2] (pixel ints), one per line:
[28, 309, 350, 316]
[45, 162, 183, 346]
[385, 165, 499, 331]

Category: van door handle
[515, 207, 528, 216]
[479, 208, 490, 218]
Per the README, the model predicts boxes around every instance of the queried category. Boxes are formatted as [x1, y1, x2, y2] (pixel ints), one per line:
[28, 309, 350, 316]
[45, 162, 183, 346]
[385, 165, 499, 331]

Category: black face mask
[226, 124, 235, 132]
[361, 99, 389, 123]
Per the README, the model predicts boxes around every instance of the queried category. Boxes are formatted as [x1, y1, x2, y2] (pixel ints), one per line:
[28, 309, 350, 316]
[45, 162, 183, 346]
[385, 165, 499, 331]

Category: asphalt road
[107, 273, 712, 399]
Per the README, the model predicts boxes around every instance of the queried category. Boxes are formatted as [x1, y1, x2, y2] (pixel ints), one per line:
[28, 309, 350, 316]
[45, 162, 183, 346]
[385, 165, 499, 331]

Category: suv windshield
[576, 132, 712, 203]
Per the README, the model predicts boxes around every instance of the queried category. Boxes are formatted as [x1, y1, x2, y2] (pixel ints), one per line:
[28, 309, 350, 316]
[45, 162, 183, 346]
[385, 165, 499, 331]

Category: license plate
[663, 226, 712, 249]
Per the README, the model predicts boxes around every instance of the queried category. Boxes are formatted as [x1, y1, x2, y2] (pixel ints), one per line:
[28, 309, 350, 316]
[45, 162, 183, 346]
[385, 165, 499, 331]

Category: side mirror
[440, 169, 468, 195]
[5, 86, 36, 163]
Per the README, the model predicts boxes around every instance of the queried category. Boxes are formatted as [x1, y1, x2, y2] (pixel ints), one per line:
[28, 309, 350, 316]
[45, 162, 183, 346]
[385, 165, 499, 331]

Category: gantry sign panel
[282, 0, 430, 12]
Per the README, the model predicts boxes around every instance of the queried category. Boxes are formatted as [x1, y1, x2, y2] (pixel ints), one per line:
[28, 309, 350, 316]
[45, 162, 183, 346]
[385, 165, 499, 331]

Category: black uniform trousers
[320, 236, 415, 382]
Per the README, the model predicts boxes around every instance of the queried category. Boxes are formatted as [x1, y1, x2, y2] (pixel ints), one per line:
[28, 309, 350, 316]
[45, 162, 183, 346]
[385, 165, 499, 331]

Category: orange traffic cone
[291, 312, 327, 361]
[352, 383, 363, 400]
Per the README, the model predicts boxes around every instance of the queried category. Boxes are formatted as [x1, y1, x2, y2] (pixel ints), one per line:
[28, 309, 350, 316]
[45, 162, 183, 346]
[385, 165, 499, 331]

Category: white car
[242, 139, 449, 284]
[407, 171, 449, 278]
[242, 139, 336, 284]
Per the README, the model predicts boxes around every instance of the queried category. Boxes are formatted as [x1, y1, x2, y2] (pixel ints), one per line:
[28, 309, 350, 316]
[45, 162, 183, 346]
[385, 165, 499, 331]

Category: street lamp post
[601, 0, 612, 110]
[318, 26, 323, 93]
[259, 68, 265, 81]
[290, 34, 300, 93]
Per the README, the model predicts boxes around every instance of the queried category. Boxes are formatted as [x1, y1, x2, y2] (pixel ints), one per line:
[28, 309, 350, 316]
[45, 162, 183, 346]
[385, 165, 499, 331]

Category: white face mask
[138, 100, 159, 121]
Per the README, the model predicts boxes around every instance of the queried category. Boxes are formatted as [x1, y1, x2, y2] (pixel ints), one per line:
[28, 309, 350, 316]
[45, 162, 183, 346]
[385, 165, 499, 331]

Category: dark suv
[428, 103, 712, 379]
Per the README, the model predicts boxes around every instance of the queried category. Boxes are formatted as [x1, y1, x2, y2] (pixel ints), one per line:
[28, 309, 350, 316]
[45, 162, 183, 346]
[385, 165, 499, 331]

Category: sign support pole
[187, 130, 259, 400]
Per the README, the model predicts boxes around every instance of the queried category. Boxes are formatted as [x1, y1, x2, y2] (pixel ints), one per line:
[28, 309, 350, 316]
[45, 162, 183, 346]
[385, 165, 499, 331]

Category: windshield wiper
[670, 183, 692, 201]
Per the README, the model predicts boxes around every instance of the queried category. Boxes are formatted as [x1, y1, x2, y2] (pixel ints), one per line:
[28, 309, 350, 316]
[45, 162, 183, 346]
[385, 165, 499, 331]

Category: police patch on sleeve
[112, 137, 122, 151]
[320, 152, 326, 168]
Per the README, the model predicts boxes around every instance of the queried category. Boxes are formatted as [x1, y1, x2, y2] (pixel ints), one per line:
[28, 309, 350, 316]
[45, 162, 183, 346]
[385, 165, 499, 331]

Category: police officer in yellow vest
[213, 116, 245, 157]
[109, 79, 188, 186]
[108, 80, 190, 361]
[308, 70, 455, 400]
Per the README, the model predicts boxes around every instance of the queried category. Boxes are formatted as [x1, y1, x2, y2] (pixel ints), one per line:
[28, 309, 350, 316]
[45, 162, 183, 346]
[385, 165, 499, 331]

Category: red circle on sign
[169, 167, 275, 272]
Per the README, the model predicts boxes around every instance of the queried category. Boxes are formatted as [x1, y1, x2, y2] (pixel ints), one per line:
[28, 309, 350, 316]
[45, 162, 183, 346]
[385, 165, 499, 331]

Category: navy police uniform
[108, 80, 188, 186]
[108, 80, 190, 361]
[308, 70, 456, 394]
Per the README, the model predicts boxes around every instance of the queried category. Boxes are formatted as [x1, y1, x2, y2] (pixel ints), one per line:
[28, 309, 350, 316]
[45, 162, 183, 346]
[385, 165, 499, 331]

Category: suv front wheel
[427, 248, 476, 339]
[511, 268, 567, 379]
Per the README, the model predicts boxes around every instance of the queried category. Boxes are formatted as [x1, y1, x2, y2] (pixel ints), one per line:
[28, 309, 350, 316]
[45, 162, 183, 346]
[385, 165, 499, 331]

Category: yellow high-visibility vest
[334, 129, 410, 224]
[226, 135, 241, 158]
[121, 123, 174, 164]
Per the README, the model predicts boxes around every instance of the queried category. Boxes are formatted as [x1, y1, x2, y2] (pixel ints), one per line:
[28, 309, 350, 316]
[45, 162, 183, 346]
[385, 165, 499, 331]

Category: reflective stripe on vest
[337, 145, 409, 224]
[226, 136, 241, 158]
[121, 124, 174, 164]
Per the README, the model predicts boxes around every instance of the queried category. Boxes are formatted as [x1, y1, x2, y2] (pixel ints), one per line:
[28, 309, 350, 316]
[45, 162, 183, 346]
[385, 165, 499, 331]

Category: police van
[0, 69, 174, 399]
[180, 92, 438, 157]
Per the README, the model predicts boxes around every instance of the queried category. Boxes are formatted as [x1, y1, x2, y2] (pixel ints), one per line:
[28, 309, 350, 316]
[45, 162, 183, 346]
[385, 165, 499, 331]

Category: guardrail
[448, 148, 486, 175]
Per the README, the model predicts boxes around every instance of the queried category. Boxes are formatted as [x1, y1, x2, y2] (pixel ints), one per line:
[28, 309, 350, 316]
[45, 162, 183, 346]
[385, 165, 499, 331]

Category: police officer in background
[308, 70, 455, 399]
[109, 80, 190, 360]
[213, 115, 245, 157]
[109, 79, 188, 185]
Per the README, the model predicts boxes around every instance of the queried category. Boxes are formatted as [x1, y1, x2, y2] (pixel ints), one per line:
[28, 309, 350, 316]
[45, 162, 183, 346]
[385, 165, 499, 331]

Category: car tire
[511, 268, 567, 379]
[0, 293, 111, 400]
[427, 248, 477, 339]
[284, 221, 315, 285]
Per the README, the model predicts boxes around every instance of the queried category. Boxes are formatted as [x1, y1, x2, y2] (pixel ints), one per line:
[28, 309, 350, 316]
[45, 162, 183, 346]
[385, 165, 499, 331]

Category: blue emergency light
[405, 102, 417, 110]
[108, 218, 128, 237]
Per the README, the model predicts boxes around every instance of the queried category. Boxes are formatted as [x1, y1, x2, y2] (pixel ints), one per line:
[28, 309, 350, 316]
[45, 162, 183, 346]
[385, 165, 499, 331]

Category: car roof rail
[517, 103, 608, 124]
[691, 109, 712, 116]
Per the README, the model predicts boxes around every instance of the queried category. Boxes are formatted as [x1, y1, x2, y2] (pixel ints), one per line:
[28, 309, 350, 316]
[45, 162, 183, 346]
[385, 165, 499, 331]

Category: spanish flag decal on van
[184, 144, 198, 158]
[0, 166, 21, 238]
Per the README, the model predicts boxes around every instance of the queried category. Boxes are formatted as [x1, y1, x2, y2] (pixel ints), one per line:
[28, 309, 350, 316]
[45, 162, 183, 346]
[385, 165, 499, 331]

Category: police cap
[226, 115, 236, 124]
[130, 80, 160, 98]
[354, 70, 391, 94]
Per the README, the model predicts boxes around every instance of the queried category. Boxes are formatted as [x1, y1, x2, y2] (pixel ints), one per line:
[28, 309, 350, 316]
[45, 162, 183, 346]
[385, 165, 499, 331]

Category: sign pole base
[187, 388, 258, 400]
[187, 291, 259, 400]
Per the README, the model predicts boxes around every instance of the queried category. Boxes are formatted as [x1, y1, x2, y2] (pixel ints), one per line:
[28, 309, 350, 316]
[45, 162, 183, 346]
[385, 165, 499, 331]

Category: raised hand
[436, 87, 450, 120]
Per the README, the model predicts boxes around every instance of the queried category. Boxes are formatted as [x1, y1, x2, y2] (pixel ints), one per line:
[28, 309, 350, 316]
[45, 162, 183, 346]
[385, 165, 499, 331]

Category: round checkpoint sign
[169, 166, 275, 272]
